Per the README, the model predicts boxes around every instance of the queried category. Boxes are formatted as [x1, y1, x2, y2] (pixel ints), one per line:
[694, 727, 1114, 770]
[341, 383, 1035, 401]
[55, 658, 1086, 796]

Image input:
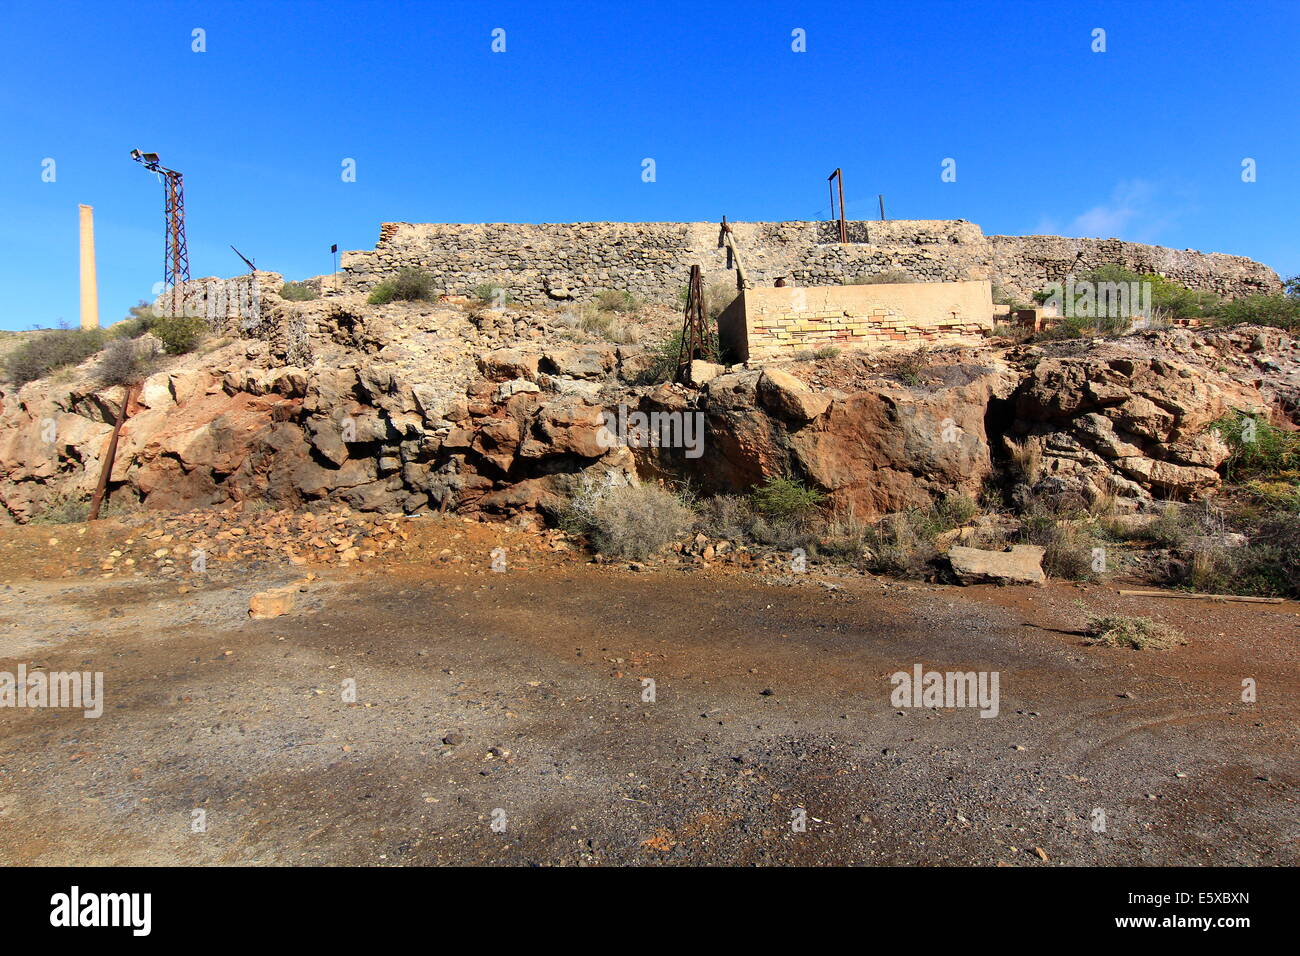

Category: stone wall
[339, 220, 1281, 307]
[152, 271, 278, 333]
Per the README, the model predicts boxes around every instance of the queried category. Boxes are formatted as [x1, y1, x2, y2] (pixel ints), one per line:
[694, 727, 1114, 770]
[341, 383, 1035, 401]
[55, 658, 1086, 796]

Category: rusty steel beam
[88, 384, 140, 521]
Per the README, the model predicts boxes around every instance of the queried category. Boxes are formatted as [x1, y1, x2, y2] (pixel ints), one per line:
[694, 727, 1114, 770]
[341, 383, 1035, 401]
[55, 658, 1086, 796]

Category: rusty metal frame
[675, 265, 710, 383]
[827, 168, 847, 243]
[162, 168, 190, 315]
[132, 152, 190, 316]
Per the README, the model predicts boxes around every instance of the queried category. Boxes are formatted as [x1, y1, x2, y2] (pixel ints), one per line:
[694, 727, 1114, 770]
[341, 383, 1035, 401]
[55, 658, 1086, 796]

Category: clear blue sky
[1, 0, 1296, 331]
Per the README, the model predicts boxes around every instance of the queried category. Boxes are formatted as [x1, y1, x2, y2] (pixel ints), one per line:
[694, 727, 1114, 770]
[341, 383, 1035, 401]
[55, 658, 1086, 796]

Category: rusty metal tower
[130, 149, 190, 315]
[675, 264, 711, 383]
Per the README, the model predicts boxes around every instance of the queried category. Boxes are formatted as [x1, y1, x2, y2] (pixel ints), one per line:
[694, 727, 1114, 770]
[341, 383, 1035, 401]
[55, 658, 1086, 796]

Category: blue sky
[1, 0, 1296, 331]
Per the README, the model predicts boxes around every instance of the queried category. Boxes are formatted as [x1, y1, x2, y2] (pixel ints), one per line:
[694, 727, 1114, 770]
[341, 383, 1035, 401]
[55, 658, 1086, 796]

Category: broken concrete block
[686, 360, 724, 388]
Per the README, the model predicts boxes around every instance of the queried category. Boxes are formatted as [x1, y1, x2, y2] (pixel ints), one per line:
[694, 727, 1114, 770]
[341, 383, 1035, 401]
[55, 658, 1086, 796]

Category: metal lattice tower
[130, 150, 190, 315]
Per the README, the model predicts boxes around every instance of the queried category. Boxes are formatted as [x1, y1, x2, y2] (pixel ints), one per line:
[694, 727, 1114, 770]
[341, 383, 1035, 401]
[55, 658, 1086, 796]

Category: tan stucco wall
[731, 279, 993, 359]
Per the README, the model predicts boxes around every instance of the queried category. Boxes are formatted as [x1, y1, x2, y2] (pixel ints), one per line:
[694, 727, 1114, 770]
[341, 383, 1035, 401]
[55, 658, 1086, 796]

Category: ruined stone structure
[339, 219, 1281, 307]
[719, 280, 994, 361]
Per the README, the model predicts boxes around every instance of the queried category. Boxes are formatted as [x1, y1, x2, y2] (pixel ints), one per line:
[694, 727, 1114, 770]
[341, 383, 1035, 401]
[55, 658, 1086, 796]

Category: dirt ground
[0, 514, 1295, 866]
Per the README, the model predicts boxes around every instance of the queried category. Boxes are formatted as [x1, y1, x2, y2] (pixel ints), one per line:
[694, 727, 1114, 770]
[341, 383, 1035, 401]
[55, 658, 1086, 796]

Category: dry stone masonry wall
[340, 220, 1280, 306]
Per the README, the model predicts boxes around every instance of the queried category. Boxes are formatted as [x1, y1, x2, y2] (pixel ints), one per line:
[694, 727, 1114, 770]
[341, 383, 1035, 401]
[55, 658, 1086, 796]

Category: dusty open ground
[0, 514, 1295, 866]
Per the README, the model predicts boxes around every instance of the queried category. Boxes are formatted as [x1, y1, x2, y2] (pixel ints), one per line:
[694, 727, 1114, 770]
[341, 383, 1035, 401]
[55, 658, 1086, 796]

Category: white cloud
[1062, 180, 1179, 242]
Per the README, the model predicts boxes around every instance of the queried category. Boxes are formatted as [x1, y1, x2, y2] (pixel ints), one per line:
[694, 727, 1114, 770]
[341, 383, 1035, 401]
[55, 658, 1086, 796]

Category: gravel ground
[0, 518, 1295, 866]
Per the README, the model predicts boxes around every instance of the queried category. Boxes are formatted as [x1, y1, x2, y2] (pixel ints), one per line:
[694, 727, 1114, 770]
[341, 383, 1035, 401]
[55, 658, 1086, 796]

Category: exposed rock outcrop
[1, 275, 1295, 529]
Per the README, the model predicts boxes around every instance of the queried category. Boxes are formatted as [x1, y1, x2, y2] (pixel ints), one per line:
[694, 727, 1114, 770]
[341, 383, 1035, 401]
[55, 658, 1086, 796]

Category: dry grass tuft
[1084, 613, 1186, 650]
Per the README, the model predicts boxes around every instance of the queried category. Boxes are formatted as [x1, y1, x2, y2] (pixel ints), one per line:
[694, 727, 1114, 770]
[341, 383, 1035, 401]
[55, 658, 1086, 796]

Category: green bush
[750, 476, 825, 520]
[895, 347, 932, 386]
[4, 328, 105, 385]
[1034, 265, 1218, 329]
[110, 300, 158, 339]
[1209, 411, 1300, 480]
[1146, 273, 1220, 319]
[1212, 293, 1300, 331]
[472, 280, 512, 307]
[280, 281, 318, 302]
[151, 314, 207, 355]
[369, 268, 436, 305]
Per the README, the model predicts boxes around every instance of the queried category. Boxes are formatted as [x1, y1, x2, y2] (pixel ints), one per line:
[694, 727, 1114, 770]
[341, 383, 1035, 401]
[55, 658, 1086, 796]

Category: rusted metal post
[88, 384, 140, 521]
[837, 171, 847, 243]
[827, 169, 847, 243]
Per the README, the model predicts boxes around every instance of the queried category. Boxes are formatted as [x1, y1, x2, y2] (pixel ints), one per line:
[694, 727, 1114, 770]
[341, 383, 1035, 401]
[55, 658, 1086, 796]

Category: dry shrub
[817, 503, 875, 562]
[561, 478, 692, 560]
[861, 493, 982, 578]
[5, 328, 105, 385]
[695, 495, 754, 541]
[369, 268, 437, 305]
[280, 281, 318, 301]
[1007, 436, 1044, 485]
[1084, 613, 1185, 650]
[594, 289, 639, 314]
[850, 269, 913, 285]
[895, 347, 932, 386]
[1029, 521, 1101, 580]
[96, 336, 155, 386]
[29, 496, 90, 525]
[866, 511, 935, 577]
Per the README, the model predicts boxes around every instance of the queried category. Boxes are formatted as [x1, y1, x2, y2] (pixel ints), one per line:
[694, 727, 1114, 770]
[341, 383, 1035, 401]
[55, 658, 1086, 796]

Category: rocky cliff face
[1, 286, 1296, 526]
